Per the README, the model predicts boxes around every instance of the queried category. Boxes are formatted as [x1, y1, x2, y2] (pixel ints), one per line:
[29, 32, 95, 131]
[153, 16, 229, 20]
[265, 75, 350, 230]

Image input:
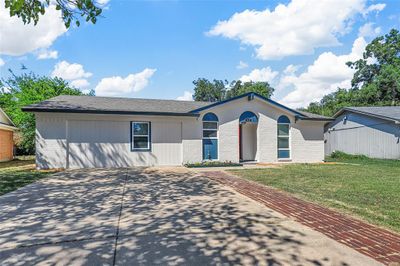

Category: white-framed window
[131, 121, 151, 151]
[277, 115, 290, 159]
[203, 121, 218, 138]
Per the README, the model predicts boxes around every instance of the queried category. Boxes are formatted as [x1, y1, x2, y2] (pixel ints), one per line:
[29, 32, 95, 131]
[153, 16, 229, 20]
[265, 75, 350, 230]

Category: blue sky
[1, 0, 399, 108]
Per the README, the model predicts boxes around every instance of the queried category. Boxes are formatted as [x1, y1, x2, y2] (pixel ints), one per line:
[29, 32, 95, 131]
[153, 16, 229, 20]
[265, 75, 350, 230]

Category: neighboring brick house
[0, 108, 17, 162]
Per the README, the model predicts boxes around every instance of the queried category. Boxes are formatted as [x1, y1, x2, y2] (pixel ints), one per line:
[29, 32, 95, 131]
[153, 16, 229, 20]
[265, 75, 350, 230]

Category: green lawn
[228, 155, 400, 232]
[0, 157, 59, 196]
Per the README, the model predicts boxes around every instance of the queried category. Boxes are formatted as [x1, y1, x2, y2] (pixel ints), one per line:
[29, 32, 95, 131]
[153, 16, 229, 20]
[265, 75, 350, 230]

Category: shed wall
[325, 112, 400, 159]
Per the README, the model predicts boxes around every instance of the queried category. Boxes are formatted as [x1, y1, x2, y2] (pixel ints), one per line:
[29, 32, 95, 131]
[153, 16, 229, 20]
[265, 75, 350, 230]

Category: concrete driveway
[0, 168, 380, 266]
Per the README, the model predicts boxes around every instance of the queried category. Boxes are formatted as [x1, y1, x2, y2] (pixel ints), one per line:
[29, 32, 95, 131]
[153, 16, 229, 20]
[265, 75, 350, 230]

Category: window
[131, 122, 151, 151]
[202, 113, 218, 160]
[277, 115, 290, 159]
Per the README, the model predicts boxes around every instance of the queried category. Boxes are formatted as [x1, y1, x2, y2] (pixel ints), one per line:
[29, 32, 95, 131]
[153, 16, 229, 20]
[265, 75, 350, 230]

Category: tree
[4, 0, 103, 28]
[226, 80, 274, 99]
[193, 78, 274, 102]
[192, 78, 228, 102]
[0, 71, 92, 154]
[348, 29, 400, 105]
[305, 29, 400, 116]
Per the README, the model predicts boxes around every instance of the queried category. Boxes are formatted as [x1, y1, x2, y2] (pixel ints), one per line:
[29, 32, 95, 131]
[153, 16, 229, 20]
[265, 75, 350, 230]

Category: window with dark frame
[202, 113, 219, 160]
[277, 115, 290, 159]
[131, 122, 151, 151]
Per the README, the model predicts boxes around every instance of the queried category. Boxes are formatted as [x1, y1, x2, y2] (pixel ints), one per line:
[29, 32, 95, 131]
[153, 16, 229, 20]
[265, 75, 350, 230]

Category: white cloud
[37, 50, 58, 60]
[95, 68, 156, 97]
[358, 23, 381, 38]
[70, 79, 90, 89]
[363, 3, 386, 16]
[240, 67, 278, 83]
[51, 61, 92, 80]
[176, 91, 193, 101]
[236, 61, 248, 69]
[208, 0, 383, 60]
[0, 57, 4, 67]
[96, 0, 110, 6]
[0, 0, 67, 56]
[280, 37, 367, 108]
[283, 64, 301, 75]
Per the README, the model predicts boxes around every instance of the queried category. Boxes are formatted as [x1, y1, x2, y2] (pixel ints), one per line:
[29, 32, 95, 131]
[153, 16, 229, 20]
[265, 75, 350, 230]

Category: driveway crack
[112, 168, 129, 266]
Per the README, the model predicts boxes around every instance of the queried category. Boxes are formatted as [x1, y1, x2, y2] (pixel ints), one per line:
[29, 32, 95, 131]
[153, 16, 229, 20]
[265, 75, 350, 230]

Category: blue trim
[130, 121, 152, 152]
[202, 112, 219, 121]
[189, 92, 306, 117]
[239, 111, 258, 123]
[202, 139, 218, 160]
[278, 115, 290, 123]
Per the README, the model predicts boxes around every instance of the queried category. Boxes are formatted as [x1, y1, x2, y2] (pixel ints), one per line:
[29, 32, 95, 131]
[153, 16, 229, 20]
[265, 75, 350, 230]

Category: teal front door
[203, 139, 218, 160]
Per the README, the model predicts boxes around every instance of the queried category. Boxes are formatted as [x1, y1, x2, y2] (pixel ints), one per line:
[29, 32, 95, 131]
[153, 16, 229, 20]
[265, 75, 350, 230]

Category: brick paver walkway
[204, 171, 400, 265]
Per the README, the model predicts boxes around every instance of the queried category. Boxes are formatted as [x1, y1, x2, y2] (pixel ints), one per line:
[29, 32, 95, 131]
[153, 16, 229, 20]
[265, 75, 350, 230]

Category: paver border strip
[204, 170, 400, 265]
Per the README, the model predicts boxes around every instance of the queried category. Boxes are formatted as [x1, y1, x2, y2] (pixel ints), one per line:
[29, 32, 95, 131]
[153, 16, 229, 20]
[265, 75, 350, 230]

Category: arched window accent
[239, 111, 258, 124]
[278, 115, 290, 124]
[277, 115, 290, 159]
[203, 112, 219, 122]
[202, 113, 218, 160]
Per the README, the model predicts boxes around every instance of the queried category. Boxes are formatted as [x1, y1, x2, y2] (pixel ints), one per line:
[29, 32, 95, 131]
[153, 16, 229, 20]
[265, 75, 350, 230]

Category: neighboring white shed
[325, 107, 400, 159]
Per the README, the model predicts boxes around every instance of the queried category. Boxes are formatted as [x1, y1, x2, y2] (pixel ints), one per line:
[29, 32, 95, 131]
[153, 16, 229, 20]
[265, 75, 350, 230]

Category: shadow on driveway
[0, 168, 380, 266]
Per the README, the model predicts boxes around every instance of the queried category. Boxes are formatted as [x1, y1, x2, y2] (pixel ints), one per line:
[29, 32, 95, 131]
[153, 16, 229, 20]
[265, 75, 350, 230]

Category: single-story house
[325, 106, 400, 159]
[22, 92, 332, 169]
[0, 108, 17, 162]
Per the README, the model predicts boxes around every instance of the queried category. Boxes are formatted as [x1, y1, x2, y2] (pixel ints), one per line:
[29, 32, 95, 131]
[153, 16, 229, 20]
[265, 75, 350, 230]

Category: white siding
[36, 115, 67, 169]
[325, 112, 400, 159]
[182, 119, 202, 164]
[36, 113, 188, 169]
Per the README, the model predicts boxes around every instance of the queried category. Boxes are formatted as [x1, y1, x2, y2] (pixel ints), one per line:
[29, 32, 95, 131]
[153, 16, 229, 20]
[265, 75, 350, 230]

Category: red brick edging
[205, 171, 400, 265]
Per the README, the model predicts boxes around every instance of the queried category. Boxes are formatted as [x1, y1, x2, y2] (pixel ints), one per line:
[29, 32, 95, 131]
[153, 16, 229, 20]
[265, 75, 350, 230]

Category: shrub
[329, 151, 369, 160]
[184, 161, 242, 168]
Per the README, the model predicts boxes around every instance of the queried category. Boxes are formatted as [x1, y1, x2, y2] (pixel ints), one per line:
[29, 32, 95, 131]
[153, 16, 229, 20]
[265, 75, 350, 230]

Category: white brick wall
[199, 97, 326, 163]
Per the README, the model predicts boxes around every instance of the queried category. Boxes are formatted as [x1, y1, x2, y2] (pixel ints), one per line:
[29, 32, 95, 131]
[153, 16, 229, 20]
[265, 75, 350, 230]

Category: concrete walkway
[0, 168, 380, 265]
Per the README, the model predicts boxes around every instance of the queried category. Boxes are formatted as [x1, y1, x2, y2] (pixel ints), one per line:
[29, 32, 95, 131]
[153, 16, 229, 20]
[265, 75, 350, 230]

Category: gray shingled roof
[336, 106, 400, 122]
[22, 95, 211, 116]
[22, 94, 333, 120]
[296, 110, 332, 120]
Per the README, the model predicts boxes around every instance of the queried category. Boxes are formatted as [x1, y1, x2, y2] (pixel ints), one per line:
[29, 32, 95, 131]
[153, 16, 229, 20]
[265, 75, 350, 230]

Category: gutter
[0, 122, 18, 131]
[21, 108, 200, 117]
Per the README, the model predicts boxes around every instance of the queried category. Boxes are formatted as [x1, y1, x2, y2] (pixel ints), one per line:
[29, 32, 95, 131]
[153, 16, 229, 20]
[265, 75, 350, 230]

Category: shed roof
[334, 106, 400, 123]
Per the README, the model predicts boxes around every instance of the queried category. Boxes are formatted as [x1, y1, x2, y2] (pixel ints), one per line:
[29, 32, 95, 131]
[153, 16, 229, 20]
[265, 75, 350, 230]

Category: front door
[202, 139, 218, 160]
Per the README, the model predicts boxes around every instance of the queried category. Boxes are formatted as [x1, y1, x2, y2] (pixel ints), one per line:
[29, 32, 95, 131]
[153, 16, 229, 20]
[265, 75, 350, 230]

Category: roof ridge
[53, 95, 211, 104]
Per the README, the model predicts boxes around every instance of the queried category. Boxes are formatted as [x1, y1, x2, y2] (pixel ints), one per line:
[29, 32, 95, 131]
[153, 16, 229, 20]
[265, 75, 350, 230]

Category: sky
[0, 0, 399, 108]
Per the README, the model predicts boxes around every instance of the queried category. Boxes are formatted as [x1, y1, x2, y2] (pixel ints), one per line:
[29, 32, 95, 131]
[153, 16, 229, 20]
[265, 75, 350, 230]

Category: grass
[228, 153, 400, 232]
[0, 156, 60, 196]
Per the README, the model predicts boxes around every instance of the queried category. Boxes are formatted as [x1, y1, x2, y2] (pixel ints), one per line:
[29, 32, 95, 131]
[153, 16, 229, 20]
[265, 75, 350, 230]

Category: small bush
[329, 151, 369, 160]
[184, 161, 242, 168]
